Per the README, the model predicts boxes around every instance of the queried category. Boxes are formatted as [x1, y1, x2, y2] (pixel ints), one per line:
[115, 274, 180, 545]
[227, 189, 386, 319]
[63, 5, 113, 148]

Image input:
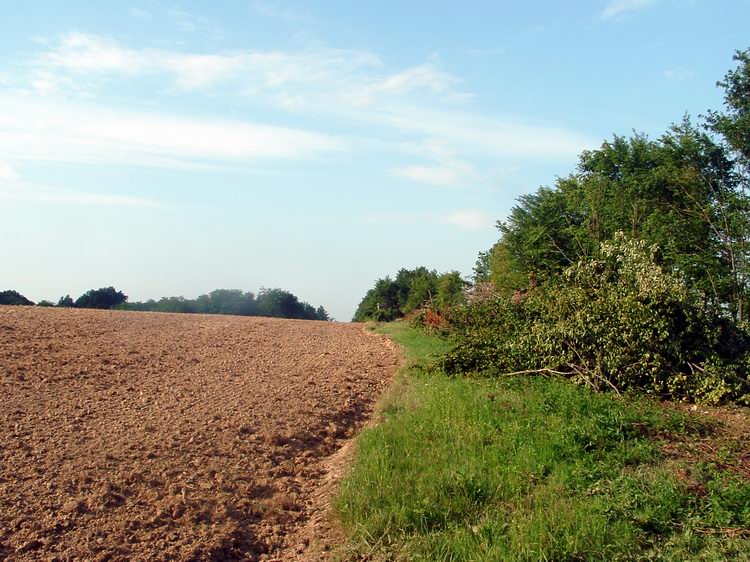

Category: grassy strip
[334, 322, 750, 561]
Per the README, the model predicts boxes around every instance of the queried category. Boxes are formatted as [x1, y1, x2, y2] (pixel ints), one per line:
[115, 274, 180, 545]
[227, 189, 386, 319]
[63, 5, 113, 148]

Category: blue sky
[1, 0, 748, 319]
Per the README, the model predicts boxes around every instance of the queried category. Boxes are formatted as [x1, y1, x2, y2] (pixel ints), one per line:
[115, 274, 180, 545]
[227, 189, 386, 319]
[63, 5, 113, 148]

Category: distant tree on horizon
[118, 287, 332, 321]
[0, 290, 34, 306]
[74, 287, 128, 309]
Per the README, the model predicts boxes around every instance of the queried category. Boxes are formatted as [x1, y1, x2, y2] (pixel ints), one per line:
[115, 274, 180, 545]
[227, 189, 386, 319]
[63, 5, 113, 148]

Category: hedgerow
[442, 234, 750, 405]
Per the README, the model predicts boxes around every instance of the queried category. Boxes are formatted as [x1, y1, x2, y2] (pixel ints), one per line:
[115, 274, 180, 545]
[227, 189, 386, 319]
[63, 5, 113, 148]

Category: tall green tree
[707, 49, 750, 169]
[705, 48, 750, 320]
[499, 186, 585, 282]
[399, 267, 439, 313]
[57, 295, 74, 307]
[483, 120, 747, 317]
[353, 276, 401, 322]
[353, 267, 462, 322]
[435, 271, 468, 310]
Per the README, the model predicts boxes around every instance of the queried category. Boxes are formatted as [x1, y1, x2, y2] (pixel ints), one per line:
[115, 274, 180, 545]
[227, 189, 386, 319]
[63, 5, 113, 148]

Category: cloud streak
[663, 69, 694, 81]
[600, 0, 655, 20]
[7, 33, 597, 184]
[0, 94, 342, 169]
[364, 209, 496, 231]
[0, 162, 18, 180]
[32, 33, 385, 94]
[393, 165, 466, 186]
[442, 210, 495, 230]
[0, 174, 162, 208]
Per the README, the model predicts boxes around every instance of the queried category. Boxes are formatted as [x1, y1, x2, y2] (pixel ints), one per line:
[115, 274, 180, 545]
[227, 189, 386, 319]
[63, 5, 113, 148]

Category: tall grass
[334, 323, 750, 560]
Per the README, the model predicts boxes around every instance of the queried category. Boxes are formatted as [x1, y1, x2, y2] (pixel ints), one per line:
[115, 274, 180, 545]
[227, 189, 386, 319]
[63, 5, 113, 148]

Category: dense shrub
[443, 234, 750, 404]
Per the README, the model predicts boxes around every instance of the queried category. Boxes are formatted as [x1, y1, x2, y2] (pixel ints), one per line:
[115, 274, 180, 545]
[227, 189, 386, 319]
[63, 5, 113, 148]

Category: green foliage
[706, 48, 750, 168]
[435, 270, 467, 311]
[56, 294, 74, 308]
[121, 287, 330, 320]
[353, 268, 467, 322]
[336, 325, 750, 560]
[485, 242, 529, 298]
[477, 52, 750, 318]
[445, 234, 750, 404]
[453, 52, 750, 405]
[0, 290, 34, 306]
[36, 300, 55, 307]
[487, 122, 748, 319]
[499, 186, 587, 280]
[74, 286, 128, 309]
[353, 276, 400, 322]
[256, 287, 319, 319]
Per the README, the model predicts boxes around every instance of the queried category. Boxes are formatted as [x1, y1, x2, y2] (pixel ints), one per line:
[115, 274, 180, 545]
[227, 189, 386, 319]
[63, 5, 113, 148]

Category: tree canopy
[357, 48, 750, 405]
[0, 290, 34, 306]
[121, 288, 330, 321]
[483, 115, 749, 320]
[353, 267, 467, 322]
[74, 287, 128, 309]
[10, 285, 330, 321]
[450, 48, 750, 404]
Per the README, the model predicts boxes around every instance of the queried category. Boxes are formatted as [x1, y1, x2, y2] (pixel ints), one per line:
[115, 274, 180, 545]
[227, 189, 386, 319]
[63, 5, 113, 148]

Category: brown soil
[0, 306, 400, 561]
[658, 402, 750, 481]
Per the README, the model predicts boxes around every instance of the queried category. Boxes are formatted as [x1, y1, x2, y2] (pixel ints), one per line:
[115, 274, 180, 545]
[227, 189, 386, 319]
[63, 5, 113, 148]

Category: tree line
[0, 286, 331, 321]
[471, 50, 750, 323]
[355, 49, 750, 404]
[352, 267, 467, 323]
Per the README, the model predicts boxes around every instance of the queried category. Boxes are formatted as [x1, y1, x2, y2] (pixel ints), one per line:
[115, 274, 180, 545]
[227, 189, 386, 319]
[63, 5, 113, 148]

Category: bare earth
[0, 307, 400, 561]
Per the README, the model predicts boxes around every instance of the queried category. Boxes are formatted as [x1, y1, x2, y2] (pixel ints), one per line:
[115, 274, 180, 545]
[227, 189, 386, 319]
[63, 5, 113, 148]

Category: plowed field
[0, 306, 400, 561]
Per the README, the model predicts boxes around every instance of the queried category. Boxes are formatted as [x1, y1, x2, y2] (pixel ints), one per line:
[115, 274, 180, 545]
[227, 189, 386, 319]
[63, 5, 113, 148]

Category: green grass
[371, 320, 452, 365]
[334, 323, 750, 561]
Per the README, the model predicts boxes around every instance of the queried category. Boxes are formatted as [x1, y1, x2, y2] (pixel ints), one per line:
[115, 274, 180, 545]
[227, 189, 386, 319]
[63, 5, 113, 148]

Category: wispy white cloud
[442, 210, 495, 230]
[601, 0, 655, 20]
[392, 140, 477, 187]
[394, 165, 464, 186]
[663, 68, 694, 81]
[0, 161, 17, 180]
[373, 106, 594, 161]
[128, 7, 153, 20]
[165, 6, 214, 32]
[40, 33, 146, 74]
[462, 46, 506, 58]
[33, 33, 471, 107]
[9, 33, 596, 180]
[363, 209, 495, 231]
[0, 94, 342, 169]
[0, 172, 162, 207]
[250, 0, 315, 23]
[371, 64, 459, 96]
